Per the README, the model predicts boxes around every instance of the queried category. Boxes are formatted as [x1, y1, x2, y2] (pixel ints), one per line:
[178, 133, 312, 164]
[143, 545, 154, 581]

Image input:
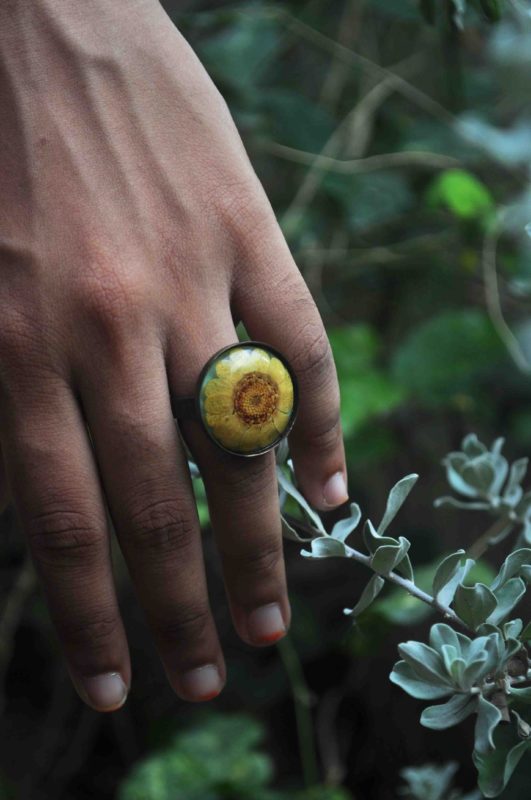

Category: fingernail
[77, 672, 128, 712]
[180, 664, 222, 702]
[323, 471, 349, 508]
[247, 603, 286, 645]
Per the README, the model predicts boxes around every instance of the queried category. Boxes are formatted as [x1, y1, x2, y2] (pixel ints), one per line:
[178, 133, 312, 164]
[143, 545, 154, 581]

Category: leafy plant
[271, 434, 531, 797]
[398, 760, 481, 800]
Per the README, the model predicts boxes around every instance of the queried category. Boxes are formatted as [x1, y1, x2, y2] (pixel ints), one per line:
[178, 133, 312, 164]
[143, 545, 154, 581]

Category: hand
[0, 0, 347, 711]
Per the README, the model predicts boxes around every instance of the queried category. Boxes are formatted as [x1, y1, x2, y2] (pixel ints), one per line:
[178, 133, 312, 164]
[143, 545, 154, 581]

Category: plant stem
[277, 636, 320, 788]
[467, 517, 514, 560]
[344, 546, 472, 632]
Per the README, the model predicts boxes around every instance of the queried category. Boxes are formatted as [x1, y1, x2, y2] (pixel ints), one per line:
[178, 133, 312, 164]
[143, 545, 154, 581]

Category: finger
[169, 329, 290, 648]
[78, 330, 225, 703]
[0, 381, 130, 712]
[0, 444, 9, 513]
[232, 220, 348, 511]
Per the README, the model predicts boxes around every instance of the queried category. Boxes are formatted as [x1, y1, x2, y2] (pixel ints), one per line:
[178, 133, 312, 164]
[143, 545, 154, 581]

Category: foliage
[398, 760, 481, 800]
[118, 713, 352, 800]
[269, 434, 531, 797]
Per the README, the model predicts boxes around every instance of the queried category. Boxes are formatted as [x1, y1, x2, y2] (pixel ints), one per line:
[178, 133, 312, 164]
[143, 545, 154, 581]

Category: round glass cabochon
[199, 343, 297, 455]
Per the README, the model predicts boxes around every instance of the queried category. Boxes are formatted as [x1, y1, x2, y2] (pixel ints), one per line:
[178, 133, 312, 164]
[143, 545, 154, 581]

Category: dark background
[2, 1, 531, 798]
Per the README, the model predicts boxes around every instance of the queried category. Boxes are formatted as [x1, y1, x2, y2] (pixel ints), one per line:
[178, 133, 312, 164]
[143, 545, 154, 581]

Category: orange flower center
[233, 372, 279, 426]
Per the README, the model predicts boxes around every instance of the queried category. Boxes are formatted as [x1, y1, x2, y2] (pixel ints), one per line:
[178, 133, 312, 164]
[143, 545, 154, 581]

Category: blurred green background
[3, 0, 531, 798]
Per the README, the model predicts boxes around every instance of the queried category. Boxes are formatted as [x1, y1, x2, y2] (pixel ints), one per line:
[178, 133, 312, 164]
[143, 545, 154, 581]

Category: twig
[277, 635, 320, 788]
[344, 546, 471, 632]
[319, 0, 364, 112]
[467, 517, 515, 561]
[259, 141, 460, 173]
[482, 221, 531, 375]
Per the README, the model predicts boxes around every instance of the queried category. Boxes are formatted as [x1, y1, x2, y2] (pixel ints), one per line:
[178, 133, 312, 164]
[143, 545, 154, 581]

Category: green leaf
[520, 621, 531, 640]
[426, 169, 494, 219]
[430, 623, 462, 654]
[491, 549, 531, 591]
[473, 723, 531, 798]
[330, 504, 362, 543]
[370, 537, 410, 575]
[392, 310, 505, 407]
[487, 578, 526, 626]
[453, 583, 498, 629]
[432, 550, 466, 601]
[378, 474, 419, 535]
[389, 660, 454, 700]
[258, 89, 335, 151]
[301, 537, 346, 559]
[276, 466, 326, 534]
[398, 642, 449, 685]
[344, 574, 385, 618]
[421, 693, 477, 730]
[437, 558, 475, 607]
[503, 619, 523, 639]
[509, 686, 531, 704]
[475, 695, 503, 754]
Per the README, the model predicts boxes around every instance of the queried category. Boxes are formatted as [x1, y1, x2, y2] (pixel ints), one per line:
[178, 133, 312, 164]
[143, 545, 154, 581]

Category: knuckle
[60, 608, 120, 652]
[155, 603, 211, 645]
[214, 454, 273, 498]
[306, 406, 342, 452]
[126, 499, 195, 557]
[27, 508, 104, 568]
[290, 323, 333, 382]
[226, 540, 283, 579]
[74, 259, 150, 346]
[211, 179, 274, 243]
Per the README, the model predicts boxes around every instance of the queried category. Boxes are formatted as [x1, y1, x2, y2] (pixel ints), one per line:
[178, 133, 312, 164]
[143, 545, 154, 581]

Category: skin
[0, 0, 347, 710]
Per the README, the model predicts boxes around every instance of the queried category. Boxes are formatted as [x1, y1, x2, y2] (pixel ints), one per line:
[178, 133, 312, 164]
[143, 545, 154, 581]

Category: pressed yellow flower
[199, 344, 296, 454]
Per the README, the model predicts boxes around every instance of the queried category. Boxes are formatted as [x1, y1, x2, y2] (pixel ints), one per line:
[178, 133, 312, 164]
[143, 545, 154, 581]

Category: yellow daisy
[199, 344, 295, 453]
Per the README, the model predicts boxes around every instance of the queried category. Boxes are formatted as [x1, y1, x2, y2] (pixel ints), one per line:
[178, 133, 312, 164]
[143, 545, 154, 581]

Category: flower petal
[273, 410, 290, 435]
[204, 393, 233, 415]
[278, 380, 294, 413]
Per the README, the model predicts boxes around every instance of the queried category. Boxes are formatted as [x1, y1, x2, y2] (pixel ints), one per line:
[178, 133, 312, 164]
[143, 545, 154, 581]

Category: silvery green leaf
[491, 437, 506, 457]
[371, 537, 410, 576]
[377, 474, 418, 535]
[444, 457, 479, 499]
[462, 653, 489, 690]
[487, 578, 526, 626]
[512, 710, 531, 739]
[490, 455, 510, 498]
[454, 583, 498, 630]
[516, 491, 531, 518]
[504, 458, 528, 504]
[504, 638, 522, 662]
[432, 550, 465, 601]
[434, 496, 491, 511]
[441, 644, 459, 674]
[436, 558, 475, 608]
[281, 514, 315, 543]
[389, 660, 454, 700]
[463, 434, 488, 458]
[276, 466, 326, 534]
[491, 549, 531, 590]
[521, 564, 531, 581]
[430, 623, 463, 655]
[421, 693, 477, 730]
[400, 762, 459, 800]
[509, 686, 531, 704]
[475, 695, 503, 754]
[398, 642, 448, 685]
[395, 552, 415, 582]
[301, 536, 345, 559]
[275, 438, 290, 466]
[473, 737, 530, 798]
[188, 460, 201, 479]
[363, 519, 398, 555]
[503, 619, 523, 639]
[448, 656, 467, 686]
[344, 574, 385, 618]
[522, 521, 531, 546]
[330, 503, 362, 543]
[461, 455, 498, 497]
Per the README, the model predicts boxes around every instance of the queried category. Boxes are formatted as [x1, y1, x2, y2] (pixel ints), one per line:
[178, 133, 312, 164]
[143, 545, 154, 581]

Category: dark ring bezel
[195, 340, 299, 458]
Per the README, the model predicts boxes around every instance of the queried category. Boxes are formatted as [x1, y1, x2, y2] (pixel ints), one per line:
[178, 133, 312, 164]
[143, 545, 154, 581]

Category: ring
[172, 341, 298, 457]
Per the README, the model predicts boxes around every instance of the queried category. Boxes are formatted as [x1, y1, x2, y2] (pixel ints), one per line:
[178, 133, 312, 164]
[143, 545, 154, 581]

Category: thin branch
[259, 140, 460, 173]
[277, 636, 320, 788]
[482, 221, 531, 375]
[344, 546, 471, 632]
